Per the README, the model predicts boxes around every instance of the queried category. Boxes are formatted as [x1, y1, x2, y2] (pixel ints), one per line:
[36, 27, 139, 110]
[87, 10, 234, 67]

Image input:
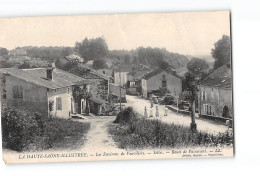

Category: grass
[1, 107, 90, 152]
[109, 107, 233, 149]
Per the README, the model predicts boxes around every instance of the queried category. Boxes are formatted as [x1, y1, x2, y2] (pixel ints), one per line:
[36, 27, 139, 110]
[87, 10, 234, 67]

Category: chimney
[46, 62, 56, 80]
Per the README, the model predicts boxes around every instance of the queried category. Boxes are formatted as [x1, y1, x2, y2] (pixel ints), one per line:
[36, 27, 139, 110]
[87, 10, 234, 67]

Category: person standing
[144, 106, 148, 118]
[155, 106, 159, 117]
[150, 104, 153, 117]
[164, 106, 168, 116]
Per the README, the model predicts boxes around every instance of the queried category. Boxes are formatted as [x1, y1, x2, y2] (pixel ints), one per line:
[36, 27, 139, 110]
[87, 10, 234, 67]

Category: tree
[75, 37, 108, 62]
[61, 47, 73, 57]
[159, 61, 170, 70]
[0, 47, 8, 56]
[187, 58, 209, 74]
[211, 35, 231, 70]
[92, 59, 107, 70]
[18, 62, 31, 69]
[180, 72, 198, 132]
[123, 54, 131, 64]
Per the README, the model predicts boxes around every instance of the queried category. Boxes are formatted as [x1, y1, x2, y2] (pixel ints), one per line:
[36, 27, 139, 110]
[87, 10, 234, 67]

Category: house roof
[0, 67, 87, 89]
[142, 69, 181, 80]
[65, 54, 84, 62]
[114, 65, 134, 72]
[201, 64, 232, 89]
[127, 70, 150, 81]
[77, 64, 112, 80]
[86, 60, 94, 65]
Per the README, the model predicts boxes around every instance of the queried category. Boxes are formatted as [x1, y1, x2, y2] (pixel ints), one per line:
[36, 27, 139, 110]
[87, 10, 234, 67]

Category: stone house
[141, 69, 182, 99]
[114, 65, 134, 86]
[198, 64, 232, 119]
[68, 64, 119, 112]
[126, 68, 150, 95]
[109, 83, 126, 103]
[0, 66, 89, 118]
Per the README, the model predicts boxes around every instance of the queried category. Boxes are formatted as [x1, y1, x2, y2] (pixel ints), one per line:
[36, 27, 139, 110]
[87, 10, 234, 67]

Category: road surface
[73, 117, 125, 153]
[125, 95, 229, 135]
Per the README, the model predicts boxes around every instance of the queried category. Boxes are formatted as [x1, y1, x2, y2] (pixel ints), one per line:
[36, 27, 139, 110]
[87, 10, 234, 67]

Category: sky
[0, 11, 230, 56]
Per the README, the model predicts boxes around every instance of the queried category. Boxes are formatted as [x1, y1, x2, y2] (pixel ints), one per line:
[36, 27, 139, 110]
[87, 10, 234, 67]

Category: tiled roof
[77, 64, 112, 80]
[201, 64, 232, 89]
[114, 65, 134, 72]
[142, 69, 181, 80]
[127, 70, 150, 81]
[0, 68, 87, 89]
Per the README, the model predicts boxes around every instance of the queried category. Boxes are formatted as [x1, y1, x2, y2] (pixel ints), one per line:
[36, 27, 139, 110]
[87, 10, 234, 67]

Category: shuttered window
[56, 97, 62, 110]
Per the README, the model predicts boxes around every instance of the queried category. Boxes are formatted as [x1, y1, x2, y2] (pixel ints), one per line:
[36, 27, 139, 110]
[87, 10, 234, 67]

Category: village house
[109, 83, 126, 104]
[85, 60, 94, 67]
[57, 54, 84, 66]
[141, 69, 182, 99]
[126, 66, 151, 95]
[68, 64, 124, 110]
[114, 65, 134, 86]
[0, 65, 87, 118]
[65, 54, 84, 63]
[0, 63, 118, 118]
[198, 64, 232, 119]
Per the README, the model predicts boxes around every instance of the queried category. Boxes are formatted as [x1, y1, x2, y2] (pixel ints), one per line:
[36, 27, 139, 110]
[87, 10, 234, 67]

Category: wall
[109, 83, 126, 98]
[219, 88, 232, 118]
[5, 75, 48, 115]
[47, 86, 73, 118]
[199, 85, 232, 118]
[199, 86, 219, 117]
[141, 79, 147, 98]
[145, 71, 182, 98]
[114, 72, 128, 86]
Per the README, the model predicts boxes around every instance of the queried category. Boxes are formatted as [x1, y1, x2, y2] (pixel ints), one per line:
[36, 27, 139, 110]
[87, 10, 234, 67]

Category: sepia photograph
[0, 11, 233, 164]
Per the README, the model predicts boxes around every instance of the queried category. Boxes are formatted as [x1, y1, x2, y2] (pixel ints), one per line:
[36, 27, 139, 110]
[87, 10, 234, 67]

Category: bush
[1, 107, 41, 151]
[113, 107, 138, 124]
[109, 113, 233, 149]
[42, 118, 90, 150]
[1, 107, 90, 152]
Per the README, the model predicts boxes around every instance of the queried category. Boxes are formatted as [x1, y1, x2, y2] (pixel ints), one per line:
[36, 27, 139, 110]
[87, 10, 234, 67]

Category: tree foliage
[61, 47, 73, 57]
[75, 37, 108, 62]
[93, 59, 107, 70]
[187, 57, 209, 74]
[123, 54, 131, 64]
[0, 47, 8, 56]
[211, 35, 231, 70]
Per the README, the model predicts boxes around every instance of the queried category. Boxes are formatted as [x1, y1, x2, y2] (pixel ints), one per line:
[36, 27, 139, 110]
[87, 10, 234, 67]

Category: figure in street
[164, 106, 168, 116]
[155, 106, 159, 117]
[144, 106, 148, 118]
[150, 104, 153, 117]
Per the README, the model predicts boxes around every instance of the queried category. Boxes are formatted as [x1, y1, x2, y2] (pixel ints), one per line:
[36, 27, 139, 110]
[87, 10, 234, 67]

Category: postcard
[0, 11, 233, 164]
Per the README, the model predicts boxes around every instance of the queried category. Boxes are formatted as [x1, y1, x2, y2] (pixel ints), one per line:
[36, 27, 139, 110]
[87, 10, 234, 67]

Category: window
[162, 75, 166, 80]
[162, 80, 167, 87]
[56, 97, 62, 110]
[202, 91, 206, 100]
[12, 86, 23, 98]
[204, 104, 208, 114]
[211, 89, 214, 101]
[209, 106, 212, 115]
[68, 88, 70, 94]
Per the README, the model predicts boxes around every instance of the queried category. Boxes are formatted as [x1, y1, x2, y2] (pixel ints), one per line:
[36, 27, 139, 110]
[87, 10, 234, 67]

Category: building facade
[114, 65, 134, 86]
[0, 66, 95, 118]
[198, 64, 232, 119]
[141, 69, 182, 99]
